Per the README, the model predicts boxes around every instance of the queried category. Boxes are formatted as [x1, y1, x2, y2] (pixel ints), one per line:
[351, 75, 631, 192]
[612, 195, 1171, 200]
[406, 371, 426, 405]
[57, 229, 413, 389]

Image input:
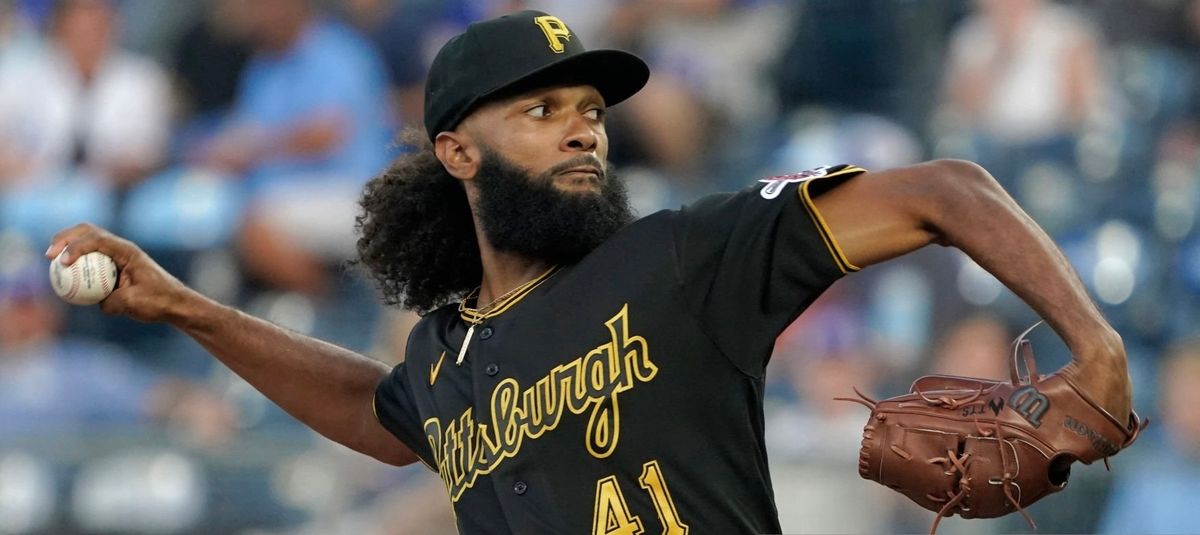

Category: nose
[561, 113, 598, 153]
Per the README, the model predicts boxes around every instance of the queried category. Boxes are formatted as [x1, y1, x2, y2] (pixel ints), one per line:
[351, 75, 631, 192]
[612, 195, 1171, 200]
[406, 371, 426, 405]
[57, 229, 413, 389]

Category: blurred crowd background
[1, 0, 1199, 533]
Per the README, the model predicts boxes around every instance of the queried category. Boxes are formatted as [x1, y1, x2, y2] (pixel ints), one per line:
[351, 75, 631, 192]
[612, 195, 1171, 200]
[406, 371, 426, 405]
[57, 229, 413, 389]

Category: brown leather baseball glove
[839, 325, 1146, 534]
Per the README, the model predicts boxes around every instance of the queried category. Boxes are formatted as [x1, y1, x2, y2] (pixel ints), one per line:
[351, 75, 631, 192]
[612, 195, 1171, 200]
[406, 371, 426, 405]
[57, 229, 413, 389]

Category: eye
[526, 104, 548, 118]
[584, 108, 605, 120]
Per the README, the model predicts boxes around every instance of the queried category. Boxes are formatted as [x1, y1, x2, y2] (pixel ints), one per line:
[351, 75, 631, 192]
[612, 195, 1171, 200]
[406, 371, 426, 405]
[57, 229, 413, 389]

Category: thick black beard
[475, 148, 634, 266]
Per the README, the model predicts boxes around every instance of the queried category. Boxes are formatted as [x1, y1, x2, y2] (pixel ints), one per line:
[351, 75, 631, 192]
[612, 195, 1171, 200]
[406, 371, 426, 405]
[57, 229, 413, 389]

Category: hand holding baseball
[49, 250, 119, 305]
[46, 223, 196, 323]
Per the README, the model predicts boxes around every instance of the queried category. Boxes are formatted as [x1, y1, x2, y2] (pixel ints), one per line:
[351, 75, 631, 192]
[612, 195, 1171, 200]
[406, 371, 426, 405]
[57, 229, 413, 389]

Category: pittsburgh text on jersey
[424, 304, 658, 501]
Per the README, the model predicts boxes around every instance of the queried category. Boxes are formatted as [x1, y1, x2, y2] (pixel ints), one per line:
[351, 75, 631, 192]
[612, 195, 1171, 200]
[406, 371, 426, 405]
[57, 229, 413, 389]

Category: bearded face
[473, 146, 634, 266]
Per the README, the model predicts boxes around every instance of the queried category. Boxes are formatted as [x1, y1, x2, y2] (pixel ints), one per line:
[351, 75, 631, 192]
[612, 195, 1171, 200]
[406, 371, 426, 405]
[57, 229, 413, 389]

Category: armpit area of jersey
[373, 361, 438, 468]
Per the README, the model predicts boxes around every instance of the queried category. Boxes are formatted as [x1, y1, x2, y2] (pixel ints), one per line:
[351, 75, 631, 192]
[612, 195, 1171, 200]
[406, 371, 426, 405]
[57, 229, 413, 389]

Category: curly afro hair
[354, 129, 480, 313]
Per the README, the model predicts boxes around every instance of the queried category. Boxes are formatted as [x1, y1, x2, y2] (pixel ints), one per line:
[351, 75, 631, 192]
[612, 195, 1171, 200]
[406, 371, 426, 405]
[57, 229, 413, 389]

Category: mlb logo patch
[758, 166, 830, 199]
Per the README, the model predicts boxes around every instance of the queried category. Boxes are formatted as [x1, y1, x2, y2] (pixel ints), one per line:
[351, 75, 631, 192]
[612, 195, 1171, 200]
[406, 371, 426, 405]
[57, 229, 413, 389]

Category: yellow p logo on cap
[534, 15, 571, 53]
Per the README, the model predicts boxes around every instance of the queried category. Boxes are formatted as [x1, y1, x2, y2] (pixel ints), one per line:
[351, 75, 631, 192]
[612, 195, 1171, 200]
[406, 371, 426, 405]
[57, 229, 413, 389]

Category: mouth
[556, 166, 603, 189]
[559, 166, 602, 180]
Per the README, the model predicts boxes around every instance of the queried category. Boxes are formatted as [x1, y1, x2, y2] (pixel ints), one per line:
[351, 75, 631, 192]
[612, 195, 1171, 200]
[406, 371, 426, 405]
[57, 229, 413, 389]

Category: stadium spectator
[170, 0, 254, 146]
[939, 0, 1115, 190]
[0, 1, 39, 77]
[774, 0, 963, 132]
[929, 312, 1012, 380]
[0, 237, 236, 446]
[601, 0, 790, 185]
[943, 0, 1110, 145]
[0, 2, 36, 182]
[0, 0, 171, 189]
[1098, 338, 1200, 534]
[196, 0, 392, 296]
[768, 290, 878, 464]
[342, 0, 466, 129]
[766, 290, 895, 534]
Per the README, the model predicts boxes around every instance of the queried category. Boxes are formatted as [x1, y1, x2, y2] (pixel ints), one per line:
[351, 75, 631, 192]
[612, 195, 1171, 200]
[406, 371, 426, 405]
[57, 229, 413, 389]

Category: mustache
[542, 154, 607, 180]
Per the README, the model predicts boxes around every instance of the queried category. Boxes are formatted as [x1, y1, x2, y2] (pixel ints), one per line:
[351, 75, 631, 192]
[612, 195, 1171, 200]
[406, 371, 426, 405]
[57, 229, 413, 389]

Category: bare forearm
[165, 290, 409, 462]
[925, 161, 1121, 362]
[48, 223, 415, 464]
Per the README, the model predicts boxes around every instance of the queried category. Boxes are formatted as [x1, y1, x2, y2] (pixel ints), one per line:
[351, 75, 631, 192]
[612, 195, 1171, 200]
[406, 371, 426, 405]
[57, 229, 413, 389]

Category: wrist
[163, 287, 225, 333]
[1068, 327, 1126, 366]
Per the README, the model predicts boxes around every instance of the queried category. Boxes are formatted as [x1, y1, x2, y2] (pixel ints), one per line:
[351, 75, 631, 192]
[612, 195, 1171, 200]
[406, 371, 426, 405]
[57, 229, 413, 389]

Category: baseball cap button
[486, 363, 500, 376]
[513, 481, 528, 495]
[480, 326, 495, 340]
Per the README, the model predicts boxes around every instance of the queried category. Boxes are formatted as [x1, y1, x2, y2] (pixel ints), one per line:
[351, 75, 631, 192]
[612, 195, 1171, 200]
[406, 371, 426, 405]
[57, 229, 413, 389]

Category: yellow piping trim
[799, 189, 848, 274]
[799, 173, 862, 273]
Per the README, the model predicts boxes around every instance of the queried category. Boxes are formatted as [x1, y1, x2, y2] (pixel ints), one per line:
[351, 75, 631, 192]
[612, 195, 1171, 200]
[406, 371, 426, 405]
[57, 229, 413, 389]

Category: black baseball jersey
[374, 164, 868, 534]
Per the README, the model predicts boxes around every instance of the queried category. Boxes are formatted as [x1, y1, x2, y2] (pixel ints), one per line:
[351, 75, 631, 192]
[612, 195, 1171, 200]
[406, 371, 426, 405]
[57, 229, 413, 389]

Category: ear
[434, 131, 480, 181]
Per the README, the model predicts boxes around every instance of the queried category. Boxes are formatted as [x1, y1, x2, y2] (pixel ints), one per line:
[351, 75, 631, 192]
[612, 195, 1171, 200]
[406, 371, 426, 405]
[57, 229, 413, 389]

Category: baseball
[49, 251, 119, 305]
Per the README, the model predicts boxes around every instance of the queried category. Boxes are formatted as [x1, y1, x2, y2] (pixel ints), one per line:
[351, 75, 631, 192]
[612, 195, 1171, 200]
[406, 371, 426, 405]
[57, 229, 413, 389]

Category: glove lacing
[913, 388, 1037, 535]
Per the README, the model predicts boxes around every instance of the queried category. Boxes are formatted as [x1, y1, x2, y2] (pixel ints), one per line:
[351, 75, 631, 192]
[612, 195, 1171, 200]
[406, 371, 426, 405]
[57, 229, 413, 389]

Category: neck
[265, 16, 311, 54]
[61, 44, 105, 83]
[474, 231, 552, 305]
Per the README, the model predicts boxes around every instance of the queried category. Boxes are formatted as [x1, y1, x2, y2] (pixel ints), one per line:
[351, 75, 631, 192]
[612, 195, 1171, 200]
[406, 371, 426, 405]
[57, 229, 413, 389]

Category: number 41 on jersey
[593, 460, 689, 535]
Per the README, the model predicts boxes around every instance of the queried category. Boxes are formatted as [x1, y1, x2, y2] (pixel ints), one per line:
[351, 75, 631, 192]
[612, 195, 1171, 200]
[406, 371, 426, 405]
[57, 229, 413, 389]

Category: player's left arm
[811, 159, 1131, 420]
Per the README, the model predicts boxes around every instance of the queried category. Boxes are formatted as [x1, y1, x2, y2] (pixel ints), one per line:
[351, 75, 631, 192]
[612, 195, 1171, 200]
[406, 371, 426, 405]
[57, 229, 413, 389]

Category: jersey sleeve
[373, 362, 437, 470]
[673, 164, 867, 376]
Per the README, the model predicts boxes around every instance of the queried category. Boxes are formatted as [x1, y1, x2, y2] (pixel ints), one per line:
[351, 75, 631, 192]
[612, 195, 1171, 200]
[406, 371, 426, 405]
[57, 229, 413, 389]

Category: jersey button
[513, 481, 528, 495]
[479, 326, 495, 340]
[485, 363, 500, 376]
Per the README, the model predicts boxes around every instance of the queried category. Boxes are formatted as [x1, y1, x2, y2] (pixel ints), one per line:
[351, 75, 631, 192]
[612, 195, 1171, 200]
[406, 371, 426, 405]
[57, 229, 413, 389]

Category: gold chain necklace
[455, 265, 559, 365]
[458, 279, 534, 323]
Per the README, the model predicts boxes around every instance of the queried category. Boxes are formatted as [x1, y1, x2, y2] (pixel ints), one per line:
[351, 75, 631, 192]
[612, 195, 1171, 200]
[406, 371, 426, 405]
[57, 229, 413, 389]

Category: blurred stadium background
[1, 0, 1198, 533]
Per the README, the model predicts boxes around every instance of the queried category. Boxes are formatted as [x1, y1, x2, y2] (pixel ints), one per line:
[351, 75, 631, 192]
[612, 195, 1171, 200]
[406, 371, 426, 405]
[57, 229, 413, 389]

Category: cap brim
[463, 50, 649, 124]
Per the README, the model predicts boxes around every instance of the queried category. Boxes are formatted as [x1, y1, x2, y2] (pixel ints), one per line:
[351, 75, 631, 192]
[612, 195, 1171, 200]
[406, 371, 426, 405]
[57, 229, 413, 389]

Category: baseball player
[48, 10, 1137, 534]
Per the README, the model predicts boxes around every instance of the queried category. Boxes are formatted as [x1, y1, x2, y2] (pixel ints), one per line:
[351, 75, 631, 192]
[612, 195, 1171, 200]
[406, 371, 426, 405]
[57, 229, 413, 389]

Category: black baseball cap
[423, 10, 650, 141]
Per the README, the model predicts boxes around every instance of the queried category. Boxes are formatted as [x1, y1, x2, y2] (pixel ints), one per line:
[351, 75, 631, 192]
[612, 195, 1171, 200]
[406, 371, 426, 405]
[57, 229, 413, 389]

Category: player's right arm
[46, 223, 419, 467]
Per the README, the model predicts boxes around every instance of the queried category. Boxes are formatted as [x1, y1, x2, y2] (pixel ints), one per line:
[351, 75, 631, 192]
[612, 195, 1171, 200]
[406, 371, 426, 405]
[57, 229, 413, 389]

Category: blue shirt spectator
[1097, 432, 1200, 535]
[0, 339, 156, 438]
[190, 0, 395, 297]
[1098, 338, 1200, 535]
[0, 241, 238, 446]
[344, 0, 475, 128]
[234, 18, 392, 192]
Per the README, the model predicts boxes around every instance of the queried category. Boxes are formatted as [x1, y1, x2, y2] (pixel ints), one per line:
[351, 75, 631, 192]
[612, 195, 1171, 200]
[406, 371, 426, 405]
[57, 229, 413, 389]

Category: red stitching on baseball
[65, 263, 80, 301]
[98, 259, 112, 294]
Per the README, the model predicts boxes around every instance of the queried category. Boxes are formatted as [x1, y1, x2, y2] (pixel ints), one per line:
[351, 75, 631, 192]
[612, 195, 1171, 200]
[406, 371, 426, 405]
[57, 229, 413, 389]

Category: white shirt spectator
[945, 2, 1110, 143]
[0, 45, 170, 185]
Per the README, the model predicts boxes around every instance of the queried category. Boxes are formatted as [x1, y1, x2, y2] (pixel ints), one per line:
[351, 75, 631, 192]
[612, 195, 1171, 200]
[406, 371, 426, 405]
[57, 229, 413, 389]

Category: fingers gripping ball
[49, 251, 119, 305]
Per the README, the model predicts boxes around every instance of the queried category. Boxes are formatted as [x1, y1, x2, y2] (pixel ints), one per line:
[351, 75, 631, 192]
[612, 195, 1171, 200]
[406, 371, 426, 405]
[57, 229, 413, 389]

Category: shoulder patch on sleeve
[758, 166, 831, 199]
[757, 164, 866, 199]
